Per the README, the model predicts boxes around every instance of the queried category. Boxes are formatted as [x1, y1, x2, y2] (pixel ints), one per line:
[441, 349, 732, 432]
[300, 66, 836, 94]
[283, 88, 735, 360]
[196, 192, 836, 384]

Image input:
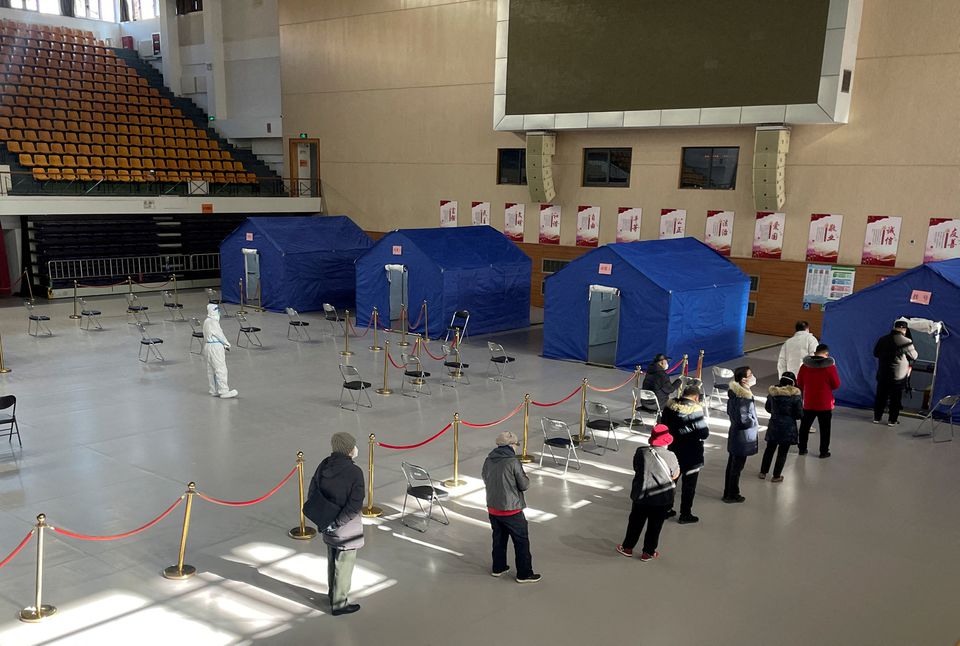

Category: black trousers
[489, 513, 533, 578]
[621, 502, 669, 554]
[669, 470, 700, 516]
[798, 410, 832, 454]
[760, 442, 790, 477]
[723, 454, 747, 498]
[874, 378, 905, 424]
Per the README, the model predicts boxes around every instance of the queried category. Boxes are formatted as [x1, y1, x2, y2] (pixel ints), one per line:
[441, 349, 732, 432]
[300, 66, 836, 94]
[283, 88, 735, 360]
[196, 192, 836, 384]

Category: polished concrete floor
[0, 291, 956, 645]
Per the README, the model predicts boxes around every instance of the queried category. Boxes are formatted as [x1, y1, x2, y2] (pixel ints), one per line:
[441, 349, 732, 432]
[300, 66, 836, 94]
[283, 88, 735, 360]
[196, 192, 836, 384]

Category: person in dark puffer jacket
[723, 366, 759, 503]
[662, 384, 710, 524]
[642, 353, 682, 413]
[760, 372, 803, 482]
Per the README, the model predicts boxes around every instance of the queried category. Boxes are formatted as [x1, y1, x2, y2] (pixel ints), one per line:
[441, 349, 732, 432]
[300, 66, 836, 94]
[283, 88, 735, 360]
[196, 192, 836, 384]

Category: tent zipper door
[241, 248, 260, 304]
[587, 284, 620, 367]
[898, 317, 945, 415]
[385, 264, 408, 325]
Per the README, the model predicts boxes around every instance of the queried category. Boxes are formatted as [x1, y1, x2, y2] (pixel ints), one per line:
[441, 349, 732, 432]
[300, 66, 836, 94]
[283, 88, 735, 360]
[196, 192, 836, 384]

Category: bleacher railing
[47, 252, 219, 287]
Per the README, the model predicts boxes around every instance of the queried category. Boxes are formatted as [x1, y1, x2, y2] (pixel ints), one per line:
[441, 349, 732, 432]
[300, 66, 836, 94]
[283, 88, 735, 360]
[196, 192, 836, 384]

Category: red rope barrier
[51, 496, 184, 542]
[134, 280, 171, 289]
[76, 278, 130, 288]
[348, 317, 371, 338]
[407, 303, 425, 330]
[665, 358, 685, 375]
[461, 401, 524, 428]
[377, 423, 451, 450]
[586, 371, 638, 393]
[532, 385, 583, 408]
[196, 465, 298, 507]
[422, 344, 447, 361]
[387, 351, 405, 369]
[0, 529, 34, 569]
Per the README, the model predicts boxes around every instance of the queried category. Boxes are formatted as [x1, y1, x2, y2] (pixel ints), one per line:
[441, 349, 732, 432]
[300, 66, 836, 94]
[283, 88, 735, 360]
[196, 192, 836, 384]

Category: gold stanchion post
[238, 279, 247, 316]
[681, 353, 689, 377]
[24, 269, 35, 304]
[163, 482, 197, 580]
[422, 300, 429, 341]
[634, 365, 642, 389]
[443, 413, 466, 487]
[413, 334, 421, 358]
[696, 349, 705, 380]
[340, 309, 354, 356]
[519, 393, 533, 463]
[369, 308, 382, 352]
[18, 514, 56, 623]
[127, 275, 132, 294]
[68, 280, 81, 319]
[576, 378, 590, 444]
[397, 304, 410, 347]
[289, 452, 318, 540]
[0, 331, 12, 373]
[172, 273, 179, 307]
[362, 434, 383, 517]
[376, 340, 394, 395]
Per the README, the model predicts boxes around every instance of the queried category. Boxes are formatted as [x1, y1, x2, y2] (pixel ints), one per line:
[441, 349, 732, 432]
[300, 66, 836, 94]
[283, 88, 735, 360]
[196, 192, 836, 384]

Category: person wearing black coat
[723, 366, 759, 503]
[760, 372, 803, 482]
[662, 384, 710, 524]
[642, 354, 682, 412]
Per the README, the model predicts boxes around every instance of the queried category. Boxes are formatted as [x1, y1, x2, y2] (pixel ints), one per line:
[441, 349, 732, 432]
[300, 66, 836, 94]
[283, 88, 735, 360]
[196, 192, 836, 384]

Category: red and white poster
[539, 204, 561, 245]
[924, 218, 960, 263]
[439, 200, 458, 228]
[752, 211, 785, 259]
[576, 205, 600, 247]
[705, 210, 734, 256]
[504, 203, 525, 242]
[616, 207, 642, 243]
[470, 201, 490, 226]
[806, 213, 843, 262]
[861, 215, 901, 267]
[659, 209, 686, 240]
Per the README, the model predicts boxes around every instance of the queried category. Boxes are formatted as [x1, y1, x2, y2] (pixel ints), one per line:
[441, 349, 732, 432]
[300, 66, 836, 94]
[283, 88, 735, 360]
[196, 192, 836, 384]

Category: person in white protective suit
[203, 303, 238, 398]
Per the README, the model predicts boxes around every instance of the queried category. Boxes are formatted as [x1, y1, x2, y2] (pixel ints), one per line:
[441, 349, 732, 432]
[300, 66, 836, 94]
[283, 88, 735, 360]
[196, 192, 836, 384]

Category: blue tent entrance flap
[219, 216, 373, 312]
[354, 226, 531, 338]
[822, 259, 960, 420]
[542, 238, 749, 370]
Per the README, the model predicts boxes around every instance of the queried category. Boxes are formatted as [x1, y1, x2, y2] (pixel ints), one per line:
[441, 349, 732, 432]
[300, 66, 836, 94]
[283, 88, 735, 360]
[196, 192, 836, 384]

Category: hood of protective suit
[206, 303, 221, 321]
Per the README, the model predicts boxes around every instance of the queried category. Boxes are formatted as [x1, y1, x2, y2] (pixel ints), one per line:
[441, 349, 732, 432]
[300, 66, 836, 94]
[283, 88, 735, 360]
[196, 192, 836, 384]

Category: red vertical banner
[539, 204, 561, 244]
[752, 211, 785, 259]
[806, 213, 843, 262]
[861, 215, 901, 266]
[576, 205, 600, 247]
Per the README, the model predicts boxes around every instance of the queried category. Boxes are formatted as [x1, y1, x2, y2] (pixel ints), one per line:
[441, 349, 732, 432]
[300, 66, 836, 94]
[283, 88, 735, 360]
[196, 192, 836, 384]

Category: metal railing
[47, 252, 219, 286]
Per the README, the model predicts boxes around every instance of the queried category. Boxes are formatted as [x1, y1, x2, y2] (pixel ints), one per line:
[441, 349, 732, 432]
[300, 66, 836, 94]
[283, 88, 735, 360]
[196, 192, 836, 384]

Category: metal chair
[235, 312, 262, 348]
[914, 395, 959, 443]
[24, 301, 52, 337]
[136, 322, 164, 362]
[486, 341, 516, 381]
[586, 401, 620, 454]
[338, 364, 373, 411]
[0, 395, 21, 448]
[400, 462, 449, 532]
[401, 354, 431, 397]
[635, 388, 662, 422]
[622, 388, 645, 431]
[162, 290, 185, 321]
[322, 303, 345, 336]
[709, 366, 734, 409]
[444, 309, 470, 344]
[79, 298, 102, 330]
[189, 317, 205, 355]
[285, 307, 311, 341]
[206, 288, 230, 317]
[539, 417, 581, 475]
[442, 343, 470, 387]
[125, 293, 150, 324]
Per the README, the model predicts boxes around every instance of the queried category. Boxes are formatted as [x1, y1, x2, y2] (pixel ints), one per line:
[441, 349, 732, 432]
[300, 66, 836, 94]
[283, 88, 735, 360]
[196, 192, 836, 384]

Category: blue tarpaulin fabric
[220, 216, 373, 312]
[354, 226, 531, 337]
[823, 260, 960, 420]
[543, 238, 749, 370]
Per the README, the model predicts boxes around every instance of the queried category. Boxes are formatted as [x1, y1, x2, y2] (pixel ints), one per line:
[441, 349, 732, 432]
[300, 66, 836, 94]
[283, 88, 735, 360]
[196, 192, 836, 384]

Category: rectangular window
[583, 148, 631, 187]
[133, 0, 160, 19]
[497, 148, 527, 185]
[747, 301, 757, 318]
[541, 259, 570, 274]
[749, 275, 759, 292]
[679, 147, 739, 190]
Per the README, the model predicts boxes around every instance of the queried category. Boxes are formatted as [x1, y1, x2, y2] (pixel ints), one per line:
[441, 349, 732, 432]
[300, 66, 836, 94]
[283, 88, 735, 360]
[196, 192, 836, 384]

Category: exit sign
[299, 133, 308, 139]
[208, 115, 215, 122]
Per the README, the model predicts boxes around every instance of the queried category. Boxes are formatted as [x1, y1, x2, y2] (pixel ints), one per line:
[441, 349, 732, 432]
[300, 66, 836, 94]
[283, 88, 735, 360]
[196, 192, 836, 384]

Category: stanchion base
[519, 453, 534, 463]
[19, 604, 56, 623]
[572, 435, 592, 445]
[0, 368, 10, 374]
[622, 418, 643, 428]
[369, 346, 382, 352]
[288, 526, 318, 540]
[68, 315, 82, 320]
[339, 350, 355, 357]
[361, 506, 383, 518]
[375, 388, 394, 395]
[162, 564, 197, 580]
[443, 478, 466, 487]
[396, 341, 410, 348]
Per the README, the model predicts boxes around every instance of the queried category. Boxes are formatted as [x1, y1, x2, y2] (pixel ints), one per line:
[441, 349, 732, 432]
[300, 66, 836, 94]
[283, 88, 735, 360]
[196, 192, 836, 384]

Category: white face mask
[350, 446, 359, 459]
[746, 376, 757, 388]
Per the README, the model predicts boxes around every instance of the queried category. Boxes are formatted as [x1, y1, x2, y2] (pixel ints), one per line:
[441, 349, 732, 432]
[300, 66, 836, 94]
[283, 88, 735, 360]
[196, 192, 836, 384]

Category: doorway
[385, 264, 408, 324]
[899, 317, 945, 415]
[288, 138, 320, 197]
[241, 248, 260, 303]
[587, 284, 620, 366]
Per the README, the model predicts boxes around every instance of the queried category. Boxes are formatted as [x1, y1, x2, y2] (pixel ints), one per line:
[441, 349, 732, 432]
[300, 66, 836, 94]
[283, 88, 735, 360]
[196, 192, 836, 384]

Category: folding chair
[285, 307, 310, 341]
[586, 401, 620, 454]
[622, 388, 646, 431]
[914, 395, 959, 443]
[539, 417, 581, 475]
[401, 354, 431, 397]
[0, 395, 21, 448]
[125, 292, 150, 324]
[78, 297, 102, 330]
[338, 364, 373, 411]
[442, 342, 470, 387]
[322, 303, 345, 336]
[24, 301, 51, 336]
[235, 312, 262, 348]
[444, 309, 470, 344]
[136, 322, 164, 362]
[709, 366, 734, 409]
[205, 288, 230, 317]
[486, 341, 516, 381]
[400, 462, 449, 532]
[635, 388, 662, 422]
[162, 290, 185, 321]
[188, 317, 204, 355]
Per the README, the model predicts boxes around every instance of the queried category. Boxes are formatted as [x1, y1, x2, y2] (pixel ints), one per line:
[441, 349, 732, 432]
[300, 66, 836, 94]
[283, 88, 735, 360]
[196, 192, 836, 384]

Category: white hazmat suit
[203, 303, 238, 398]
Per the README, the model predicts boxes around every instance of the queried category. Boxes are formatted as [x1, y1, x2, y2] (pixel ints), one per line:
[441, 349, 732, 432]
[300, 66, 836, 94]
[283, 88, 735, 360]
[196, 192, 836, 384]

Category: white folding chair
[79, 298, 102, 330]
[338, 364, 373, 411]
[709, 366, 734, 409]
[137, 322, 164, 362]
[285, 307, 311, 341]
[322, 303, 345, 336]
[486, 341, 516, 381]
[442, 343, 470, 387]
[539, 417, 581, 475]
[635, 388, 661, 422]
[401, 354, 431, 397]
[188, 317, 204, 355]
[400, 462, 450, 532]
[235, 312, 262, 348]
[914, 395, 959, 443]
[162, 290, 185, 321]
[24, 301, 52, 337]
[206, 288, 230, 317]
[125, 293, 150, 324]
[586, 400, 620, 454]
[444, 309, 470, 344]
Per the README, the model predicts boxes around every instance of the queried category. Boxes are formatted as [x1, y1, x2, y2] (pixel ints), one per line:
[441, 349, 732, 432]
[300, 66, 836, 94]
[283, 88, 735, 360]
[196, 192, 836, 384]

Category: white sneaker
[219, 390, 238, 399]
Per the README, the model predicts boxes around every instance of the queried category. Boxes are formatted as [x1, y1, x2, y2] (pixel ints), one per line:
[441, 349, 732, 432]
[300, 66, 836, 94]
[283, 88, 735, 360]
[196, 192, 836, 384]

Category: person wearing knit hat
[617, 424, 680, 562]
[306, 432, 365, 616]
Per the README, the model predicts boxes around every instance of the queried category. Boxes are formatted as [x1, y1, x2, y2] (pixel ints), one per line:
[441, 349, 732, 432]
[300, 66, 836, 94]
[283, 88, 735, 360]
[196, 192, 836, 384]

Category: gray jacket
[873, 331, 918, 381]
[481, 445, 530, 511]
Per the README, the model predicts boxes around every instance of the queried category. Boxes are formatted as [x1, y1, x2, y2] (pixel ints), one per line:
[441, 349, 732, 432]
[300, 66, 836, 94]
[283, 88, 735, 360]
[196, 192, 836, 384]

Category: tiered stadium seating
[0, 19, 257, 185]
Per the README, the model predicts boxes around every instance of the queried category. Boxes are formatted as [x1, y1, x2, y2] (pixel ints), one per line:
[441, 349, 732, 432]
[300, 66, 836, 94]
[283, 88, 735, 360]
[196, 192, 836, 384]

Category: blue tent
[823, 259, 960, 420]
[220, 216, 373, 312]
[543, 238, 749, 370]
[354, 226, 531, 338]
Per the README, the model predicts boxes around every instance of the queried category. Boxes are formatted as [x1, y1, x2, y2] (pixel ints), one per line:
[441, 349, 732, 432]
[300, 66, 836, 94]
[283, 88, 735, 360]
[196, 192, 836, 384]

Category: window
[582, 148, 631, 187]
[747, 301, 756, 318]
[132, 0, 160, 19]
[679, 147, 739, 190]
[497, 148, 526, 185]
[749, 275, 759, 292]
[176, 0, 203, 15]
[74, 0, 115, 20]
[541, 259, 570, 274]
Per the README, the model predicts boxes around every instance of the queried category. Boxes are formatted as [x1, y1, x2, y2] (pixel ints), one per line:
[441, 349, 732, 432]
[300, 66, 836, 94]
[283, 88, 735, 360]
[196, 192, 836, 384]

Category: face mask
[746, 376, 757, 388]
[350, 446, 359, 459]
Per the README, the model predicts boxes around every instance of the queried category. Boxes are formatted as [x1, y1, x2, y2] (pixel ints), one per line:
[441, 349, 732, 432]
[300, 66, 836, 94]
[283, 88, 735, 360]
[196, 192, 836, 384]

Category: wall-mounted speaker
[526, 133, 556, 203]
[753, 127, 789, 211]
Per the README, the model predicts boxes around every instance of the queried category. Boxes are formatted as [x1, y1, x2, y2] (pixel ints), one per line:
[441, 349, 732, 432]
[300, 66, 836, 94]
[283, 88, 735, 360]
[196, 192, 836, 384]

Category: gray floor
[0, 291, 956, 645]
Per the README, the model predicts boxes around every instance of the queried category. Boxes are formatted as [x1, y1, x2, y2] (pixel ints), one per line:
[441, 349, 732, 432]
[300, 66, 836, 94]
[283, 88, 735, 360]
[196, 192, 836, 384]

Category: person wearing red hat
[616, 424, 680, 562]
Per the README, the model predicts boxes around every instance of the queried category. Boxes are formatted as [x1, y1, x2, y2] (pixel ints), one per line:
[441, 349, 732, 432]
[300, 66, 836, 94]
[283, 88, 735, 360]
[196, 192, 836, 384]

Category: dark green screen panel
[505, 0, 831, 115]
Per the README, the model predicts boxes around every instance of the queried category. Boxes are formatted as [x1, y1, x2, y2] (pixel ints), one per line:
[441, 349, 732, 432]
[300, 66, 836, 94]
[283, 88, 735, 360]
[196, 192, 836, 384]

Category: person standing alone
[796, 344, 841, 458]
[723, 366, 759, 503]
[872, 320, 917, 426]
[777, 321, 819, 378]
[203, 303, 238, 399]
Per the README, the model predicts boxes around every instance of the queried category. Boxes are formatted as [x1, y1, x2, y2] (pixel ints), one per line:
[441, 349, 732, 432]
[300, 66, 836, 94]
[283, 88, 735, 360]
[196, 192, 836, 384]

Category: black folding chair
[0, 395, 21, 447]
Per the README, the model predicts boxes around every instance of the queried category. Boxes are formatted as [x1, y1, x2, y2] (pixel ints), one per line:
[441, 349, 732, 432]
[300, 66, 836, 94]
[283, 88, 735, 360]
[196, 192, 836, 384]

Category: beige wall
[279, 0, 960, 268]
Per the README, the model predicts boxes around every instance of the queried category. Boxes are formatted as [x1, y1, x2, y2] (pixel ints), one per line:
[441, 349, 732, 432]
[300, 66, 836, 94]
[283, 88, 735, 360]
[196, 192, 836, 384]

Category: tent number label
[910, 290, 931, 305]
[246, 232, 254, 241]
[598, 263, 612, 275]
[392, 245, 402, 255]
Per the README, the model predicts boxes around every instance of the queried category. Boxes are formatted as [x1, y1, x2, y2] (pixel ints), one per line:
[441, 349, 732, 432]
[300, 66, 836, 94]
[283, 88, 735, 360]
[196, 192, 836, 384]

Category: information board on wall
[659, 208, 686, 240]
[752, 211, 785, 259]
[861, 215, 901, 266]
[539, 204, 561, 244]
[806, 213, 843, 262]
[439, 200, 458, 227]
[471, 201, 490, 226]
[504, 203, 525, 241]
[576, 205, 600, 247]
[616, 207, 642, 243]
[802, 264, 856, 311]
[924, 218, 960, 263]
[704, 210, 734, 256]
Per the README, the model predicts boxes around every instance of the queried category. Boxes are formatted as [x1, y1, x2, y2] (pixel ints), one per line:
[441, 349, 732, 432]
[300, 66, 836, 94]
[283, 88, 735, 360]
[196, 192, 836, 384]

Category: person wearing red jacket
[796, 344, 841, 458]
